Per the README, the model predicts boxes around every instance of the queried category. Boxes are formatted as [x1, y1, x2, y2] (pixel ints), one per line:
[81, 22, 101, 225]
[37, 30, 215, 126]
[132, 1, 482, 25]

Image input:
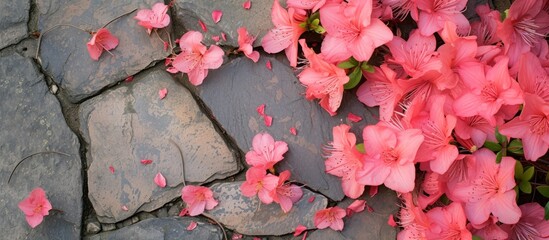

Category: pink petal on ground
[308, 196, 315, 203]
[302, 231, 308, 240]
[294, 224, 307, 236]
[290, 127, 297, 135]
[187, 221, 198, 230]
[212, 10, 223, 23]
[243, 0, 251, 9]
[388, 214, 397, 227]
[122, 205, 128, 211]
[347, 112, 362, 122]
[159, 88, 168, 99]
[256, 104, 266, 116]
[221, 32, 227, 41]
[125, 76, 134, 82]
[232, 233, 243, 239]
[212, 35, 220, 42]
[154, 172, 167, 188]
[140, 159, 153, 165]
[179, 208, 189, 216]
[198, 20, 207, 32]
[347, 200, 367, 214]
[109, 165, 115, 174]
[266, 60, 272, 70]
[166, 67, 179, 74]
[264, 115, 273, 127]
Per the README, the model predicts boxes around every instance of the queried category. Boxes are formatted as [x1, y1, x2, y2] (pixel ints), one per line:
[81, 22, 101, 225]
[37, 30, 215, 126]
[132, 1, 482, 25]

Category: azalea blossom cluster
[261, 0, 549, 238]
[240, 132, 304, 213]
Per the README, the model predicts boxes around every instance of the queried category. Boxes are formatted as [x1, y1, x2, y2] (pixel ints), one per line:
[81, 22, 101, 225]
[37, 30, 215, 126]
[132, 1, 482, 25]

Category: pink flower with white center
[416, 0, 470, 36]
[18, 188, 52, 228]
[240, 167, 279, 204]
[425, 202, 472, 240]
[500, 202, 549, 240]
[237, 27, 260, 62]
[325, 124, 365, 199]
[298, 40, 349, 116]
[314, 207, 346, 231]
[134, 2, 170, 34]
[272, 170, 303, 213]
[245, 132, 288, 171]
[172, 31, 224, 86]
[453, 149, 521, 225]
[181, 185, 218, 216]
[356, 64, 404, 121]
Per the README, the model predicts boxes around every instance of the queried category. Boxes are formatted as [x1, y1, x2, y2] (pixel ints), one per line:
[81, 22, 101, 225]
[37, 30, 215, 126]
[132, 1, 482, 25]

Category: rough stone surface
[37, 0, 171, 102]
[173, 0, 279, 47]
[308, 187, 399, 240]
[85, 217, 223, 240]
[0, 1, 29, 50]
[85, 220, 102, 235]
[0, 53, 82, 239]
[137, 212, 155, 221]
[80, 67, 240, 223]
[207, 182, 328, 236]
[198, 53, 378, 200]
[102, 223, 116, 232]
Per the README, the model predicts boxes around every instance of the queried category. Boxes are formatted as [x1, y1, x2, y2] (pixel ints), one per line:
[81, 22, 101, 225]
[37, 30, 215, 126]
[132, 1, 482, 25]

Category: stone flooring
[0, 1, 401, 239]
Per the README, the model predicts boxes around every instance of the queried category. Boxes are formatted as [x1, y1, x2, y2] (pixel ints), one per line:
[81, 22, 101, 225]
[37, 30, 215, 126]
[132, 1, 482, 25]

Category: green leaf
[496, 150, 503, 164]
[522, 166, 535, 181]
[519, 180, 532, 194]
[501, 9, 509, 22]
[495, 127, 507, 146]
[313, 25, 326, 34]
[546, 171, 549, 184]
[484, 141, 502, 152]
[472, 236, 483, 240]
[515, 161, 524, 179]
[360, 62, 375, 73]
[356, 143, 365, 154]
[508, 139, 524, 155]
[338, 60, 358, 69]
[544, 202, 549, 220]
[537, 186, 549, 198]
[344, 67, 363, 89]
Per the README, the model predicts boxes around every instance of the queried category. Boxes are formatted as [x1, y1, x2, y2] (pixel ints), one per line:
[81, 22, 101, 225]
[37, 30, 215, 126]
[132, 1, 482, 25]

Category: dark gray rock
[156, 207, 169, 218]
[0, 53, 82, 239]
[173, 0, 278, 47]
[308, 187, 399, 240]
[85, 220, 102, 235]
[207, 182, 327, 236]
[198, 53, 378, 200]
[80, 67, 240, 223]
[36, 0, 171, 102]
[168, 202, 183, 216]
[0, 1, 29, 50]
[86, 217, 223, 240]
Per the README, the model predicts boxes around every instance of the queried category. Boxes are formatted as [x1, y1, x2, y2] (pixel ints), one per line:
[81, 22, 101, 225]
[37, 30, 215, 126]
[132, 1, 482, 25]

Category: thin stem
[169, 139, 186, 187]
[201, 213, 228, 240]
[101, 8, 138, 29]
[8, 151, 71, 183]
[35, 24, 90, 61]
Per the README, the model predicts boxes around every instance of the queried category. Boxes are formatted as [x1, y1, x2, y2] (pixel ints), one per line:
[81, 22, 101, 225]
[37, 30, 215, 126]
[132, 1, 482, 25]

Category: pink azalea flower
[314, 207, 346, 231]
[272, 170, 303, 213]
[454, 115, 497, 150]
[237, 27, 260, 62]
[319, 0, 393, 62]
[470, 4, 501, 46]
[181, 185, 218, 216]
[261, 0, 307, 67]
[172, 31, 224, 86]
[417, 171, 445, 209]
[500, 93, 549, 161]
[469, 216, 509, 240]
[453, 57, 524, 126]
[425, 202, 472, 239]
[386, 29, 441, 79]
[500, 202, 549, 240]
[356, 124, 424, 193]
[86, 28, 119, 61]
[240, 167, 279, 204]
[453, 149, 521, 225]
[356, 64, 404, 121]
[416, 0, 470, 36]
[18, 188, 52, 228]
[324, 124, 365, 198]
[397, 192, 430, 239]
[382, 0, 419, 21]
[298, 40, 349, 116]
[245, 132, 288, 171]
[286, 0, 335, 12]
[518, 52, 549, 102]
[134, 2, 170, 34]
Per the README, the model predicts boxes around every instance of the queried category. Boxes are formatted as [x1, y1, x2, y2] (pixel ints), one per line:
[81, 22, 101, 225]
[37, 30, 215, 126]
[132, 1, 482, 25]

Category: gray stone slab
[80, 68, 241, 223]
[207, 182, 327, 236]
[37, 0, 171, 102]
[85, 217, 223, 240]
[197, 54, 378, 200]
[0, 1, 29, 50]
[308, 187, 399, 240]
[0, 53, 82, 239]
[173, 0, 279, 47]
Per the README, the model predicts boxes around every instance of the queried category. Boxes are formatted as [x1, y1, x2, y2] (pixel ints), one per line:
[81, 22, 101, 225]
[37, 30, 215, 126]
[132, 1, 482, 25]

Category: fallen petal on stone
[159, 88, 168, 99]
[242, 0, 251, 10]
[211, 10, 223, 23]
[187, 221, 197, 230]
[154, 172, 167, 188]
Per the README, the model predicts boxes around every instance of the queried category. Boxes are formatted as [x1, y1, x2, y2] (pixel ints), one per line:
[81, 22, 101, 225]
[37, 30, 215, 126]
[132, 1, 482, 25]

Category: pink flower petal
[140, 159, 153, 165]
[294, 225, 307, 236]
[302, 231, 308, 240]
[369, 186, 378, 197]
[221, 32, 227, 41]
[166, 67, 179, 74]
[347, 200, 366, 215]
[163, 41, 169, 51]
[308, 196, 315, 203]
[154, 172, 167, 188]
[198, 20, 207, 32]
[212, 10, 223, 23]
[264, 115, 273, 127]
[122, 205, 128, 211]
[159, 88, 168, 99]
[243, 0, 251, 9]
[232, 233, 243, 240]
[109, 165, 115, 174]
[388, 214, 397, 227]
[290, 127, 297, 135]
[125, 76, 134, 82]
[212, 35, 220, 42]
[179, 208, 189, 216]
[256, 104, 266, 116]
[187, 221, 198, 230]
[347, 112, 362, 122]
[266, 60, 272, 70]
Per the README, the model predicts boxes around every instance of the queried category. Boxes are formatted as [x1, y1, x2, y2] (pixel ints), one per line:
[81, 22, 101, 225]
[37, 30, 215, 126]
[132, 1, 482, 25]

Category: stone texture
[80, 67, 240, 223]
[198, 53, 378, 200]
[0, 53, 82, 239]
[207, 182, 327, 236]
[85, 220, 102, 235]
[173, 0, 279, 47]
[85, 217, 223, 240]
[37, 0, 171, 102]
[308, 187, 399, 240]
[0, 1, 29, 50]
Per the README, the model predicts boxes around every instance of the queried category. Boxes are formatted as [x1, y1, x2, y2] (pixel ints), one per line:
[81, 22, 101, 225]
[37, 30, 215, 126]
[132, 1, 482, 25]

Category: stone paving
[0, 0, 459, 239]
